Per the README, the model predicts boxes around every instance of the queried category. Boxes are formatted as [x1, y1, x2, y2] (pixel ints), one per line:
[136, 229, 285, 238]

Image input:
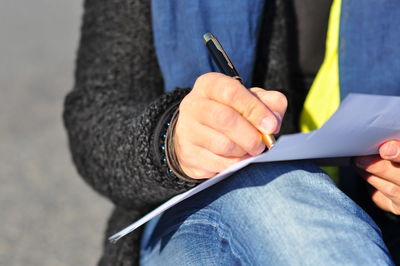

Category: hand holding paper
[354, 140, 400, 215]
[109, 93, 400, 243]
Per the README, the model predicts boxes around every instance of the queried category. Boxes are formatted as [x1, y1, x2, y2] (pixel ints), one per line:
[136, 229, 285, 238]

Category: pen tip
[203, 33, 213, 43]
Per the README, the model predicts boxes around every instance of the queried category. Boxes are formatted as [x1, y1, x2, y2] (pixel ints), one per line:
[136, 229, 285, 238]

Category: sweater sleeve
[63, 0, 195, 210]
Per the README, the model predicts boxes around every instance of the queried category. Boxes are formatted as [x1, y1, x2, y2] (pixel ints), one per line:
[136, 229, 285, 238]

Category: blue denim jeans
[140, 161, 394, 265]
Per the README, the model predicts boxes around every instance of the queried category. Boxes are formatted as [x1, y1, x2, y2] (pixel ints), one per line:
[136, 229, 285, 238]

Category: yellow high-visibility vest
[299, 0, 341, 180]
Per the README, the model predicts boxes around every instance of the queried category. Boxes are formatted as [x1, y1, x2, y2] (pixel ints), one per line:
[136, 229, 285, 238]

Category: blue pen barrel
[203, 33, 242, 83]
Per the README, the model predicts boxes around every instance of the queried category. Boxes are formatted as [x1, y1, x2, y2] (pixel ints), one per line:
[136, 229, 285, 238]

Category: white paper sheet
[109, 93, 400, 243]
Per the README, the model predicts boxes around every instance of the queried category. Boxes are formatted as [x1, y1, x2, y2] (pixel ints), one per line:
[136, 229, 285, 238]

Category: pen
[203, 33, 276, 149]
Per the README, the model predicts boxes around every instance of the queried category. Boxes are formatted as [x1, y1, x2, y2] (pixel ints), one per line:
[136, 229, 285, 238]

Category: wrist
[165, 108, 201, 183]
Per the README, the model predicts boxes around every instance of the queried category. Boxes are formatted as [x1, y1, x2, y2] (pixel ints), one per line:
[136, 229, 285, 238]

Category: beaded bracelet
[163, 108, 201, 183]
[158, 110, 174, 172]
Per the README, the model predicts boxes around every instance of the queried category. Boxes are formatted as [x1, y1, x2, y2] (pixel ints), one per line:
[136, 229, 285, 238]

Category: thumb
[250, 87, 288, 133]
[379, 140, 400, 163]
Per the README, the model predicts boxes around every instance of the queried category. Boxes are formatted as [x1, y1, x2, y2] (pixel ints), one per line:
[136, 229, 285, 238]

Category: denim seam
[215, 219, 252, 265]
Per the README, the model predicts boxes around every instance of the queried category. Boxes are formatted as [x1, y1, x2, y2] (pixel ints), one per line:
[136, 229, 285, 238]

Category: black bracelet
[155, 105, 198, 185]
[164, 109, 202, 183]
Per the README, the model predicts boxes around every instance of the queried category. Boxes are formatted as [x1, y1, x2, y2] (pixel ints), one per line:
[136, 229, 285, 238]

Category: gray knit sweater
[63, 0, 299, 265]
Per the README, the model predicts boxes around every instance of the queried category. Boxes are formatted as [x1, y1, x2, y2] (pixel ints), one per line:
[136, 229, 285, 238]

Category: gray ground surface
[0, 1, 112, 265]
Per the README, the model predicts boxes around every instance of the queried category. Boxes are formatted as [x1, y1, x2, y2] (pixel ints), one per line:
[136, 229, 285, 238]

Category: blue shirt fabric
[339, 0, 400, 99]
[338, 0, 400, 221]
[151, 0, 265, 92]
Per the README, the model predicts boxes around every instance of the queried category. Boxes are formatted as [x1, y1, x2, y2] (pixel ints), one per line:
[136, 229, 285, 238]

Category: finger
[199, 73, 280, 134]
[370, 189, 400, 215]
[194, 99, 265, 156]
[354, 155, 400, 186]
[379, 140, 400, 163]
[178, 145, 249, 179]
[250, 87, 288, 133]
[362, 174, 400, 202]
[186, 121, 247, 157]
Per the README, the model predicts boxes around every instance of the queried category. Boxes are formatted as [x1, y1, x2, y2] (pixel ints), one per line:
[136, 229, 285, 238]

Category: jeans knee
[200, 160, 354, 233]
[155, 160, 342, 246]
[142, 161, 392, 265]
[215, 161, 329, 207]
[229, 160, 327, 188]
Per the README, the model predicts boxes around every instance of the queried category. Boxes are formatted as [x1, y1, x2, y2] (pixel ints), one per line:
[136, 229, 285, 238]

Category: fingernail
[273, 112, 282, 132]
[382, 142, 399, 159]
[260, 116, 277, 134]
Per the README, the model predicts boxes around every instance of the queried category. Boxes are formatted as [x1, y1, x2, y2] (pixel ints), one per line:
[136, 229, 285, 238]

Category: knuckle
[195, 73, 212, 85]
[195, 73, 222, 92]
[194, 73, 213, 93]
[386, 184, 400, 198]
[212, 107, 237, 129]
[392, 205, 400, 215]
[219, 80, 240, 103]
[269, 91, 288, 110]
[368, 162, 386, 176]
[179, 95, 193, 112]
[246, 136, 261, 153]
[216, 137, 235, 155]
[242, 101, 261, 121]
[180, 97, 205, 121]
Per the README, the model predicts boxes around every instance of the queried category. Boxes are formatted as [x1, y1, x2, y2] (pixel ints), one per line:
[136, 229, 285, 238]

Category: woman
[64, 0, 399, 265]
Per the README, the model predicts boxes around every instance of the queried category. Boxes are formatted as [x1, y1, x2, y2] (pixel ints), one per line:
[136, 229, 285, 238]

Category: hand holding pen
[173, 33, 287, 180]
[203, 33, 277, 148]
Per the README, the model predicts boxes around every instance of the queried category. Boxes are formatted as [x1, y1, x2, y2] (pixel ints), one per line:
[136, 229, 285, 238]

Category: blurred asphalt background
[0, 1, 112, 265]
